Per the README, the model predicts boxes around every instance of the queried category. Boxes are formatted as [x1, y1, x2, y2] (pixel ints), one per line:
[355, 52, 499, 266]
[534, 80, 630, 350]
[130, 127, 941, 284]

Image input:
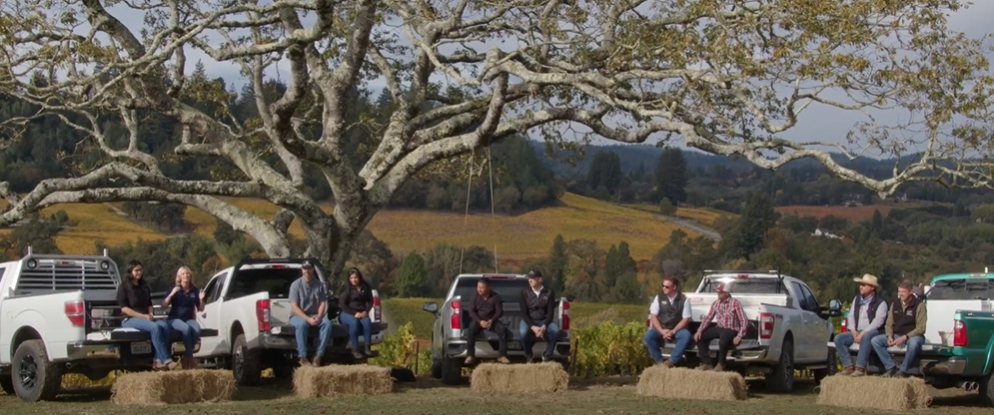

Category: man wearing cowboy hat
[693, 283, 748, 371]
[833, 273, 888, 376]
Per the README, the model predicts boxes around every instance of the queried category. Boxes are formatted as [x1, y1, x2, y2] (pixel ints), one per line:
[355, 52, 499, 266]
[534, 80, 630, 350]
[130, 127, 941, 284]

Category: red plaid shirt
[701, 297, 749, 338]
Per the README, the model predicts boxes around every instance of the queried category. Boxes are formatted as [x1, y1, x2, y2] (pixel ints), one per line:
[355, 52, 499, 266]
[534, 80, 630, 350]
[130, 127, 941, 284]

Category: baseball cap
[716, 283, 728, 293]
[527, 270, 543, 278]
[301, 260, 314, 269]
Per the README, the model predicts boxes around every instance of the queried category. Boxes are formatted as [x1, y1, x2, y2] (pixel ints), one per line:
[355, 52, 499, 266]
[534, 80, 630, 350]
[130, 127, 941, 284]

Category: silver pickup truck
[647, 270, 842, 393]
[421, 274, 571, 385]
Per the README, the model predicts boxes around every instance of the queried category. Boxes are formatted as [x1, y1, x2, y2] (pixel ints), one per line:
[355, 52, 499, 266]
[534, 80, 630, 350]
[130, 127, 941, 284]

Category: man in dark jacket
[519, 270, 560, 362]
[870, 280, 927, 377]
[643, 277, 693, 367]
[466, 278, 510, 365]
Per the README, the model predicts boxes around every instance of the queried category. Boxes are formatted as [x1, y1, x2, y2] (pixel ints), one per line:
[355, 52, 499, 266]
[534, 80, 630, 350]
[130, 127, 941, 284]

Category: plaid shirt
[701, 297, 749, 338]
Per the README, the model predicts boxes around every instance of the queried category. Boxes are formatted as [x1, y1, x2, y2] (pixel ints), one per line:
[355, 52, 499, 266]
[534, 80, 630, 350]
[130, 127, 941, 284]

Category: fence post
[414, 342, 420, 375]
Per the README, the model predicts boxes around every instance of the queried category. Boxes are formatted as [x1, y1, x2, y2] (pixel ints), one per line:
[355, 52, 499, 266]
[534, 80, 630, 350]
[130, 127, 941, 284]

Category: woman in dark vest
[338, 267, 374, 359]
[869, 280, 927, 377]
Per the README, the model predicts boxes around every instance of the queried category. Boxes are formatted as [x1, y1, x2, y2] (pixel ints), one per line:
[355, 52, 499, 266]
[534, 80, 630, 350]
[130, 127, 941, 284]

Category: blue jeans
[871, 334, 925, 372]
[834, 329, 879, 369]
[290, 315, 332, 358]
[123, 317, 172, 364]
[338, 312, 372, 349]
[519, 319, 559, 358]
[643, 327, 692, 364]
[167, 318, 201, 357]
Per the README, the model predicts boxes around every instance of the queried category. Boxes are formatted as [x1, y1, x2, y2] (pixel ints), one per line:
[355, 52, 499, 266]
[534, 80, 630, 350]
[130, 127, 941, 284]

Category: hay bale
[817, 375, 931, 411]
[292, 364, 394, 398]
[469, 362, 569, 394]
[110, 369, 235, 405]
[636, 366, 747, 401]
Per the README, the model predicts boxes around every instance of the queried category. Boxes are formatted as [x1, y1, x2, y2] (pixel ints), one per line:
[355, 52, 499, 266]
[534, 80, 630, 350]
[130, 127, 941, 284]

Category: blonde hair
[175, 266, 195, 287]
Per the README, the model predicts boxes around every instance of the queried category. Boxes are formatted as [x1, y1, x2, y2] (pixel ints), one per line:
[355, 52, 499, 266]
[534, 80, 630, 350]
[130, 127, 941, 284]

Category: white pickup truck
[647, 270, 842, 392]
[191, 258, 387, 386]
[0, 249, 217, 402]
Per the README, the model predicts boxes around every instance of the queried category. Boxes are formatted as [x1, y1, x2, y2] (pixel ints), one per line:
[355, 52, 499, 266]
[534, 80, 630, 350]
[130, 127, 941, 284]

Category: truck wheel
[430, 358, 442, 379]
[0, 374, 13, 395]
[11, 340, 62, 402]
[813, 347, 837, 384]
[980, 370, 994, 406]
[765, 338, 795, 393]
[440, 357, 462, 385]
[231, 334, 262, 386]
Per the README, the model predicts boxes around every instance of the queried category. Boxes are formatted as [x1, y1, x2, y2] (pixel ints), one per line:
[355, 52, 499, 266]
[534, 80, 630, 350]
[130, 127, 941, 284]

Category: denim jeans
[167, 318, 201, 358]
[643, 327, 692, 364]
[338, 312, 372, 350]
[290, 315, 332, 358]
[834, 329, 879, 369]
[871, 333, 925, 372]
[123, 317, 172, 364]
[518, 319, 559, 358]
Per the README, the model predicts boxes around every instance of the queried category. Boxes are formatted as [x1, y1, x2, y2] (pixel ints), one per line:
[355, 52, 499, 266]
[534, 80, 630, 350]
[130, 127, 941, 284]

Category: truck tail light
[450, 300, 461, 330]
[840, 318, 848, 333]
[953, 319, 967, 347]
[561, 300, 570, 330]
[65, 300, 84, 327]
[256, 299, 271, 332]
[372, 295, 381, 323]
[759, 312, 774, 339]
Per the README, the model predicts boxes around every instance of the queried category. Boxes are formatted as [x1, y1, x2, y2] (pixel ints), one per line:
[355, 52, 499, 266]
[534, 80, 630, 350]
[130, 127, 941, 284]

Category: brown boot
[696, 363, 713, 371]
[299, 357, 310, 366]
[662, 360, 676, 368]
[464, 356, 477, 365]
[851, 367, 866, 377]
[164, 360, 178, 370]
[841, 365, 855, 376]
[497, 356, 510, 364]
[713, 363, 725, 372]
[312, 356, 322, 367]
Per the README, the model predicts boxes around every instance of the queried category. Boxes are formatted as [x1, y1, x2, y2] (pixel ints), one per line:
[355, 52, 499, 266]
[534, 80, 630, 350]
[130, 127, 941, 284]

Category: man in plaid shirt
[693, 283, 748, 371]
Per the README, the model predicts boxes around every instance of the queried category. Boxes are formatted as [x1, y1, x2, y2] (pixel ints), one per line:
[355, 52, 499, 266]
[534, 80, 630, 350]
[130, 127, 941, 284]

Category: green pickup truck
[830, 271, 994, 405]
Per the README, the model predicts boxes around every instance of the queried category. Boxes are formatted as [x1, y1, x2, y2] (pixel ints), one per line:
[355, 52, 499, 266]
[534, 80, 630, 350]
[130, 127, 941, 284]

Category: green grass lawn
[0, 377, 981, 415]
[382, 298, 650, 339]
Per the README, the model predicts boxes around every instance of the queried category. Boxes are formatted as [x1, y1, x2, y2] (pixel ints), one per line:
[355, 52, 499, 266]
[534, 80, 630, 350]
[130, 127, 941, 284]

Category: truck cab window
[928, 280, 993, 300]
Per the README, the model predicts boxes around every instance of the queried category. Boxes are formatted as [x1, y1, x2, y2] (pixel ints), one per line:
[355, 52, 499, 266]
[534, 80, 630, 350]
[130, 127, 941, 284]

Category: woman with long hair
[116, 260, 176, 370]
[162, 266, 205, 369]
[338, 267, 374, 359]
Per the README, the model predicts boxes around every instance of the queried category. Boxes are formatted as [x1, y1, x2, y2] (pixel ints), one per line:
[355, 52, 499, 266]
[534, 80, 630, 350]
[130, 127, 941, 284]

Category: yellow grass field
[5, 193, 687, 262]
[623, 203, 732, 227]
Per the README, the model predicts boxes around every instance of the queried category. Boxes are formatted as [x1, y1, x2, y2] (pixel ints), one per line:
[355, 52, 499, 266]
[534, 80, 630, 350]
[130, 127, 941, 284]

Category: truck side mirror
[827, 299, 843, 317]
[422, 302, 439, 315]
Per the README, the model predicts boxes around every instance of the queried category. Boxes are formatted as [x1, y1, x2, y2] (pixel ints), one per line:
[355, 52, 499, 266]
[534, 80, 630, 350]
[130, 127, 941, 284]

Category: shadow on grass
[54, 386, 112, 402]
[568, 376, 638, 391]
[232, 378, 296, 401]
[930, 393, 983, 408]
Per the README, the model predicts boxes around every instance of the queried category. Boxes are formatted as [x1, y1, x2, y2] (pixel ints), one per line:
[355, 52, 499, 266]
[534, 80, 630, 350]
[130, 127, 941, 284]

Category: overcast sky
[102, 2, 994, 155]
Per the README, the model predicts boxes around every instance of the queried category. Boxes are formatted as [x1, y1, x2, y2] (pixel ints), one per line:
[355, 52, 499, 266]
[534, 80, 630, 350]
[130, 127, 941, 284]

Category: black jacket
[520, 286, 556, 327]
[469, 290, 503, 322]
[339, 284, 373, 315]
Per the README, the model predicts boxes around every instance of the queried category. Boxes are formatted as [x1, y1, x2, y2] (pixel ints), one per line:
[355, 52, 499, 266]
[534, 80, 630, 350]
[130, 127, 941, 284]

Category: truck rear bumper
[658, 345, 771, 365]
[65, 340, 203, 362]
[442, 339, 571, 360]
[258, 322, 387, 351]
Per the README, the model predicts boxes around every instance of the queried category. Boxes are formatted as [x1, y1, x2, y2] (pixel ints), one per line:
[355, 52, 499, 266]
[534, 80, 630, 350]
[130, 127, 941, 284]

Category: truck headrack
[14, 247, 121, 294]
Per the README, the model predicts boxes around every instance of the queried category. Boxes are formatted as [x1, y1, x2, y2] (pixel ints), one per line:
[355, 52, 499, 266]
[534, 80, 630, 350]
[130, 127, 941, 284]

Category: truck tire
[11, 340, 62, 402]
[430, 358, 442, 379]
[440, 357, 462, 385]
[231, 334, 262, 386]
[813, 347, 837, 384]
[980, 370, 994, 406]
[0, 374, 13, 395]
[765, 338, 795, 393]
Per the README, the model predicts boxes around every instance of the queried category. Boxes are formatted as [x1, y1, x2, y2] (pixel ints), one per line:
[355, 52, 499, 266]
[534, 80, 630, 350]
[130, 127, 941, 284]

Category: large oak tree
[1, 0, 993, 277]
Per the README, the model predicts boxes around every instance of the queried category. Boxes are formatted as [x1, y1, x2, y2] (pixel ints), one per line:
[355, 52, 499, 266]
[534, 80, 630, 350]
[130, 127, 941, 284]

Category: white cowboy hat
[853, 274, 879, 288]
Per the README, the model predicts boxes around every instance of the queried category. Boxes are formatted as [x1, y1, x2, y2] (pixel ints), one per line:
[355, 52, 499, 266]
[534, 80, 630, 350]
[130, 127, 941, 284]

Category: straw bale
[110, 369, 235, 405]
[636, 366, 747, 401]
[292, 364, 394, 399]
[469, 362, 569, 394]
[817, 375, 931, 411]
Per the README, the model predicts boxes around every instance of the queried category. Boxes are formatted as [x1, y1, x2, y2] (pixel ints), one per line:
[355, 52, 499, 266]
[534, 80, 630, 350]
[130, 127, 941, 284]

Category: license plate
[508, 341, 522, 350]
[131, 342, 152, 355]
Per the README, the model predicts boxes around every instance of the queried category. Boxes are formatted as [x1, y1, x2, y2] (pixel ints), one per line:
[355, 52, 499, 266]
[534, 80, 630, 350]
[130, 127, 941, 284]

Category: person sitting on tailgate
[338, 267, 375, 359]
[161, 266, 205, 369]
[465, 277, 510, 365]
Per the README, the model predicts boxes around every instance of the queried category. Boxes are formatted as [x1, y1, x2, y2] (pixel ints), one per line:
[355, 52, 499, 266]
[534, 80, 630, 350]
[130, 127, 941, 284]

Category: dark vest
[656, 292, 687, 329]
[852, 294, 884, 331]
[891, 297, 920, 336]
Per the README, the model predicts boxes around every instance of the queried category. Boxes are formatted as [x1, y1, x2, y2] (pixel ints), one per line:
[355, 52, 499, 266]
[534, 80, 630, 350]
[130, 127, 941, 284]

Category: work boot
[662, 360, 676, 368]
[713, 363, 725, 372]
[464, 356, 477, 365]
[851, 367, 866, 377]
[351, 349, 365, 359]
[696, 363, 713, 371]
[312, 356, 322, 367]
[364, 346, 374, 356]
[524, 354, 534, 363]
[841, 365, 855, 376]
[882, 367, 899, 378]
[497, 356, 510, 364]
[299, 357, 310, 366]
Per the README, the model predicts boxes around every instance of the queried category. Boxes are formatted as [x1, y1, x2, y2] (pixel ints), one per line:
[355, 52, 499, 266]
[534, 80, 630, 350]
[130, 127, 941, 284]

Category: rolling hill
[2, 193, 716, 263]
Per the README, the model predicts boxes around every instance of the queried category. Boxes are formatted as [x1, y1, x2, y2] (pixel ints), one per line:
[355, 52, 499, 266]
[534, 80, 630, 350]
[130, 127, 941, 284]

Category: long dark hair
[125, 260, 146, 285]
[347, 267, 371, 291]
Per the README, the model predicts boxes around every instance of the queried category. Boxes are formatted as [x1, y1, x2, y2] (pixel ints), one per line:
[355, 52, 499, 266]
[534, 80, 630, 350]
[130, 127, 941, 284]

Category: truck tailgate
[269, 298, 293, 327]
